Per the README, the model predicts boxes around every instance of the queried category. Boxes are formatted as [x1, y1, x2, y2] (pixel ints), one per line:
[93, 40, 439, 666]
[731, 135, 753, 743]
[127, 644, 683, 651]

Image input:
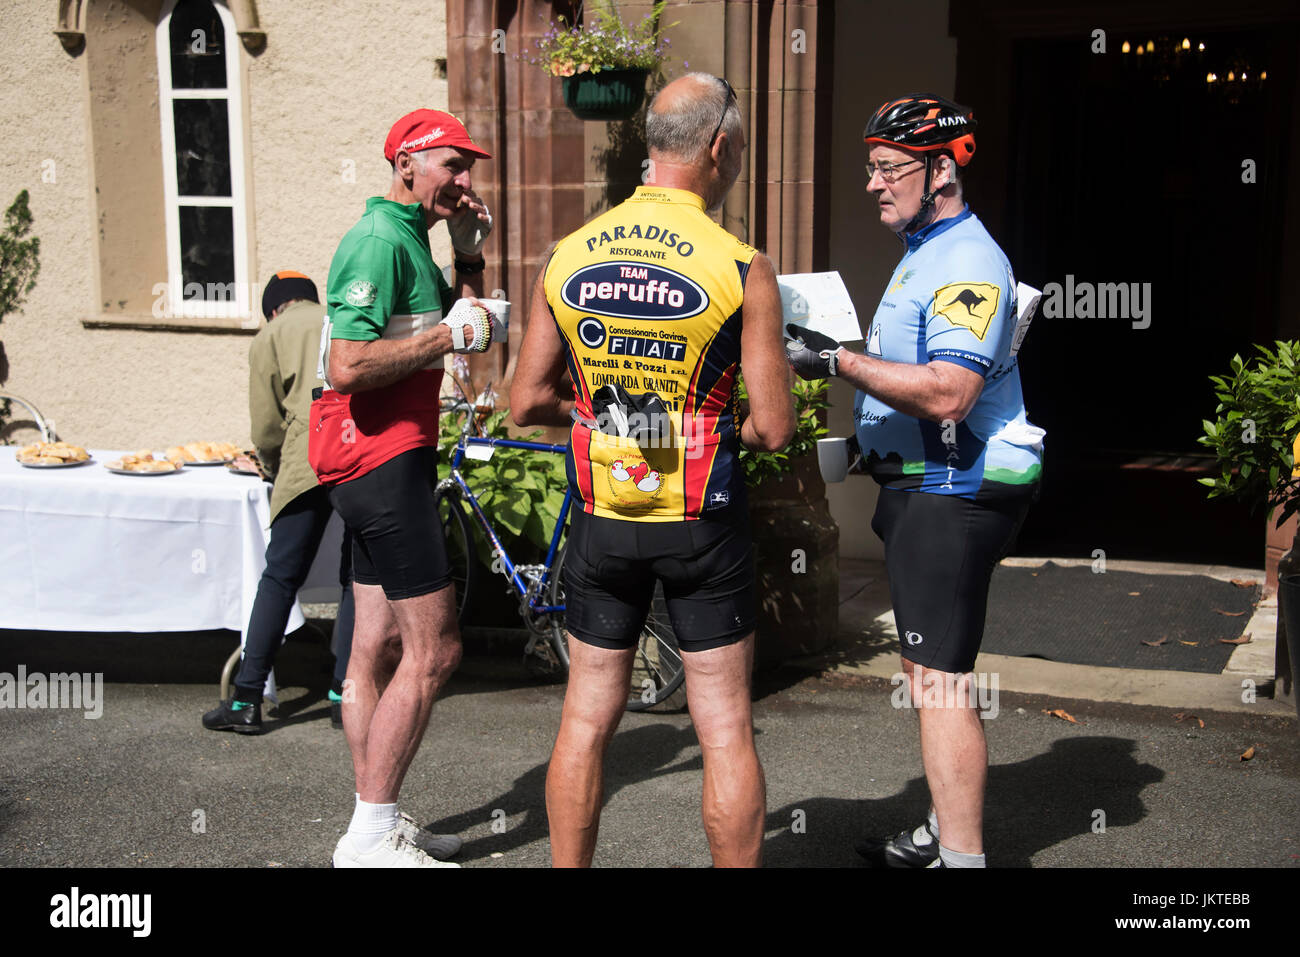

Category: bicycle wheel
[434, 486, 478, 625]
[547, 544, 686, 711]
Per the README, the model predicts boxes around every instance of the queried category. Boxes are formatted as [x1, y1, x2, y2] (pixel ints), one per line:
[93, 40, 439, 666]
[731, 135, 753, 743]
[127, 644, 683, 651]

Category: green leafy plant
[736, 375, 830, 487]
[1198, 341, 1300, 526]
[0, 189, 41, 427]
[439, 409, 570, 568]
[527, 1, 674, 76]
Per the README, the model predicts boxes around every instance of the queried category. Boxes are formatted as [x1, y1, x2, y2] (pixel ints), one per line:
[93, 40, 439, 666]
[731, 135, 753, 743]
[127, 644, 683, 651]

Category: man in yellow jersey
[511, 73, 796, 867]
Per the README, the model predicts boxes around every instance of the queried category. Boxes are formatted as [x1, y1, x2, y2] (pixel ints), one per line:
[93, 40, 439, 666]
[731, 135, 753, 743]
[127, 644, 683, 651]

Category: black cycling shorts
[562, 507, 755, 653]
[326, 445, 452, 601]
[871, 487, 1031, 674]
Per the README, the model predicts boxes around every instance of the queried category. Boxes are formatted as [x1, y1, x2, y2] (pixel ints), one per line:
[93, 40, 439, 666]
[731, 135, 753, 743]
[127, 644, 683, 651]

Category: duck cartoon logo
[607, 455, 663, 509]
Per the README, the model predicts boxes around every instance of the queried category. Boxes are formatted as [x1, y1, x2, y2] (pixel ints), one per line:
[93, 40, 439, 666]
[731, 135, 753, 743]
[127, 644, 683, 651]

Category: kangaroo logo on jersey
[606, 455, 664, 509]
[561, 262, 709, 321]
[932, 282, 1000, 341]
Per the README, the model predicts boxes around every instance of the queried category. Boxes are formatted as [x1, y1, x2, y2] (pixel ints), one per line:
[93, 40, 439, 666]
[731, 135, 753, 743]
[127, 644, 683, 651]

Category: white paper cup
[817, 437, 849, 484]
[479, 298, 511, 330]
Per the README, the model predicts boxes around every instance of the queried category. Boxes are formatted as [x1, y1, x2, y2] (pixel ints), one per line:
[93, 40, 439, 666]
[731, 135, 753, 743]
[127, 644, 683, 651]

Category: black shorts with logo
[871, 486, 1031, 673]
[327, 446, 453, 601]
[562, 506, 755, 653]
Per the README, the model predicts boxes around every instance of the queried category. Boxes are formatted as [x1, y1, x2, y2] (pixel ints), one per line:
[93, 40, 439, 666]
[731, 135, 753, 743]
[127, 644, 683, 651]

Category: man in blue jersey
[787, 94, 1042, 868]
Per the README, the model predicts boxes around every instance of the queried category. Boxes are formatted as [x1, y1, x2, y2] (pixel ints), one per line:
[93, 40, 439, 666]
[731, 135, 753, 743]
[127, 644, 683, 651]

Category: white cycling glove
[440, 299, 495, 353]
[447, 197, 493, 256]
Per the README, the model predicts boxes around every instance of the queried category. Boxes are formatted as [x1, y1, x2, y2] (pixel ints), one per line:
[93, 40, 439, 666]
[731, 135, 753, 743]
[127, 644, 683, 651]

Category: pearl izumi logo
[49, 887, 151, 937]
[905, 631, 924, 646]
[0, 666, 103, 718]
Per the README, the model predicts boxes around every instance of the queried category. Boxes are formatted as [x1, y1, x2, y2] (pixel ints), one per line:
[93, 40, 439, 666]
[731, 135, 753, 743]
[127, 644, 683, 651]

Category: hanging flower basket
[525, 1, 674, 120]
[562, 68, 649, 121]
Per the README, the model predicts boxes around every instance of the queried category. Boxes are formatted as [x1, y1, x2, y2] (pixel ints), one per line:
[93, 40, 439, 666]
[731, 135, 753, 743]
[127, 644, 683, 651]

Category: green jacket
[248, 299, 327, 522]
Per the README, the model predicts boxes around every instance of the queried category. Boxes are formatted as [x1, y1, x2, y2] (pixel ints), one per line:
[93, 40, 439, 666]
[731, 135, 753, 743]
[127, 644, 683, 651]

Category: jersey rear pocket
[308, 390, 361, 484]
[577, 422, 680, 516]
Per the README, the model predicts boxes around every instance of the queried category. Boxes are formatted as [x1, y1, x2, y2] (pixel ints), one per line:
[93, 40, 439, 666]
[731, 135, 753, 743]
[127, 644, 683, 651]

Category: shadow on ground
[416, 721, 709, 863]
[763, 735, 1164, 867]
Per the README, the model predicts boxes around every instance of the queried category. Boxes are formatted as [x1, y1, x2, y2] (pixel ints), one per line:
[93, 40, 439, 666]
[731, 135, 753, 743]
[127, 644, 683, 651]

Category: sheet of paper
[1011, 282, 1043, 357]
[777, 272, 863, 343]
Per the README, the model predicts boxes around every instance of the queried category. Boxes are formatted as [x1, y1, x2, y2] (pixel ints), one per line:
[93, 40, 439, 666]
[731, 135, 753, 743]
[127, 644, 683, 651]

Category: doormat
[981, 561, 1260, 673]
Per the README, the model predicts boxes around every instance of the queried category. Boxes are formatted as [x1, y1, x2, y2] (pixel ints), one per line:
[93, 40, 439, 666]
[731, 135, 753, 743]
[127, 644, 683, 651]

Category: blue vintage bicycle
[433, 396, 685, 711]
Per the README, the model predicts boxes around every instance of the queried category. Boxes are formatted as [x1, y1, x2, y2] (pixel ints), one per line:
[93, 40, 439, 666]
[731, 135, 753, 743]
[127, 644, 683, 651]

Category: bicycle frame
[445, 432, 574, 617]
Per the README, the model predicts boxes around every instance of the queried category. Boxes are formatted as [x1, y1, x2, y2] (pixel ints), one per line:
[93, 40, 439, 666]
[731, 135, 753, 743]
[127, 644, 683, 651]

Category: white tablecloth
[0, 448, 327, 637]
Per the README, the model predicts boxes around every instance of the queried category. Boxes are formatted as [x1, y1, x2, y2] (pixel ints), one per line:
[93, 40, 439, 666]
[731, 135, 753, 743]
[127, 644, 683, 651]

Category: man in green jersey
[312, 109, 500, 868]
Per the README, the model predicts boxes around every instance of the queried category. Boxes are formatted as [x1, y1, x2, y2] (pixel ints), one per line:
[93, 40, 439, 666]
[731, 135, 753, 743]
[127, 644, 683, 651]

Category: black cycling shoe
[855, 823, 941, 868]
[202, 700, 263, 734]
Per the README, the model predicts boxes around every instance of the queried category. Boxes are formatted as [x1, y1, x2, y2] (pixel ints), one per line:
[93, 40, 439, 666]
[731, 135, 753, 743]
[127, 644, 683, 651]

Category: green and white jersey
[322, 196, 455, 384]
[310, 197, 454, 485]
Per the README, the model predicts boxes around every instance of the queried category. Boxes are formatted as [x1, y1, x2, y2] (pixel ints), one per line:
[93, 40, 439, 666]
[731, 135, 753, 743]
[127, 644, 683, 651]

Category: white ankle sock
[938, 843, 986, 868]
[927, 808, 940, 838]
[348, 797, 398, 854]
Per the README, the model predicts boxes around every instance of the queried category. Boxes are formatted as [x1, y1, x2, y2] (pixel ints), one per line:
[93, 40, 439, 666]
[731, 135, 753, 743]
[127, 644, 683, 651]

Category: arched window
[156, 0, 250, 319]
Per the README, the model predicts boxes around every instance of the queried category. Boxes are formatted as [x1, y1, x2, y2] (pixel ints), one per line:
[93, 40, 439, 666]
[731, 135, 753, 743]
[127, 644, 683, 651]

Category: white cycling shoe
[332, 828, 461, 868]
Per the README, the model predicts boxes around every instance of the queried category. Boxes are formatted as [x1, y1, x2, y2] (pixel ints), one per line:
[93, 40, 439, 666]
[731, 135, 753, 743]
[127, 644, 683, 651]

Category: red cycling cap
[383, 109, 492, 162]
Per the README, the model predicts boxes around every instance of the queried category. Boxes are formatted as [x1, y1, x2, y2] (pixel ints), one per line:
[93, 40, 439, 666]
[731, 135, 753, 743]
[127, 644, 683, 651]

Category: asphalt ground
[0, 626, 1295, 871]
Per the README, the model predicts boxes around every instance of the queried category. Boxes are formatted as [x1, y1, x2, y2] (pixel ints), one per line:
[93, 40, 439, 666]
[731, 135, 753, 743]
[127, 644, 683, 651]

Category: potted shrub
[739, 376, 839, 667]
[1198, 341, 1300, 716]
[0, 189, 41, 441]
[527, 1, 674, 121]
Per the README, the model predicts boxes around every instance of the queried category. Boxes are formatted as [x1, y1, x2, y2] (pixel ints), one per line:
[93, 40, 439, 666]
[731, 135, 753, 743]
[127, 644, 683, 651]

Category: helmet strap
[903, 154, 939, 235]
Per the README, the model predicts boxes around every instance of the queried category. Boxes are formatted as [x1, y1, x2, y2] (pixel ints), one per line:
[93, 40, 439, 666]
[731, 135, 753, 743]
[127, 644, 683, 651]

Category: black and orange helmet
[863, 94, 977, 166]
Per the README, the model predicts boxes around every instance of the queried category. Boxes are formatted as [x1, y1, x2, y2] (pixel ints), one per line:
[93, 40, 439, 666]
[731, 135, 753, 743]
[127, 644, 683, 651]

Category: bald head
[646, 72, 741, 164]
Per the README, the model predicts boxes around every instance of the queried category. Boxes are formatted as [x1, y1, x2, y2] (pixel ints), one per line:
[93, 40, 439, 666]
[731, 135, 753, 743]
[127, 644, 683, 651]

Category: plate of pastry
[17, 442, 93, 468]
[105, 451, 183, 475]
[166, 441, 241, 465]
[226, 451, 266, 477]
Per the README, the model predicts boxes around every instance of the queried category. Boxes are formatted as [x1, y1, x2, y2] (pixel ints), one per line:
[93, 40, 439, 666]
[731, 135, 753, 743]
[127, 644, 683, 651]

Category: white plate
[177, 458, 233, 466]
[104, 463, 183, 476]
[18, 456, 94, 469]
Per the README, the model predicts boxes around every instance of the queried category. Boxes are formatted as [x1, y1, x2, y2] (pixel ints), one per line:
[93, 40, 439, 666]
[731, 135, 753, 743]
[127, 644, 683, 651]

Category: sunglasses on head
[709, 76, 737, 147]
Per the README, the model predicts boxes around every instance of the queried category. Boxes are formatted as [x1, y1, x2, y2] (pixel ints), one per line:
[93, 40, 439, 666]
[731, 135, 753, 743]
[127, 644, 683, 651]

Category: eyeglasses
[708, 76, 738, 147]
[865, 159, 922, 183]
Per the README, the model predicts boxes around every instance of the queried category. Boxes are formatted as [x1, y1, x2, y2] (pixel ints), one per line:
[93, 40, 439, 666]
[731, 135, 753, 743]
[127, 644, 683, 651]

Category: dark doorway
[1000, 25, 1296, 566]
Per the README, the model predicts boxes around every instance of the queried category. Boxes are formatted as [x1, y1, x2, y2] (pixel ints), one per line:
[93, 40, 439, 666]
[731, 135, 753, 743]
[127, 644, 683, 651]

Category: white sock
[348, 797, 398, 854]
[938, 843, 986, 868]
[927, 808, 940, 839]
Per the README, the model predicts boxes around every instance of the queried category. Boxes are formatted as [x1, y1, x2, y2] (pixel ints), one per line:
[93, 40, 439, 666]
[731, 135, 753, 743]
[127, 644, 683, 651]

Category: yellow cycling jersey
[545, 186, 759, 522]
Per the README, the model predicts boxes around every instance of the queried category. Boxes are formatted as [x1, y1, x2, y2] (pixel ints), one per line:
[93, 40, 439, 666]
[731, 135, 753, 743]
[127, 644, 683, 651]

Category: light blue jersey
[854, 206, 1042, 500]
